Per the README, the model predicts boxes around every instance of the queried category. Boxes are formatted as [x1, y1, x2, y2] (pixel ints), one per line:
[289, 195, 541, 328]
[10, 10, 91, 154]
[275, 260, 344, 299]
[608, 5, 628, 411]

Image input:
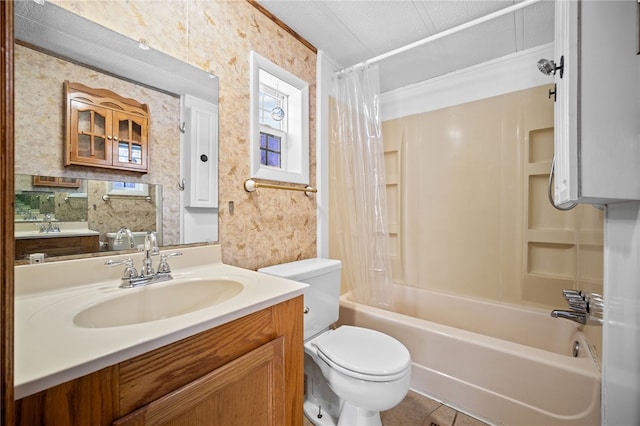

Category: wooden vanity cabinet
[15, 296, 304, 426]
[15, 235, 99, 260]
[65, 81, 149, 173]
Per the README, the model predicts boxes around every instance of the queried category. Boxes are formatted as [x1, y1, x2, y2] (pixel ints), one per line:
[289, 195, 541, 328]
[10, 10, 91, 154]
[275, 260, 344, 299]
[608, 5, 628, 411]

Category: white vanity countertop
[14, 244, 306, 400]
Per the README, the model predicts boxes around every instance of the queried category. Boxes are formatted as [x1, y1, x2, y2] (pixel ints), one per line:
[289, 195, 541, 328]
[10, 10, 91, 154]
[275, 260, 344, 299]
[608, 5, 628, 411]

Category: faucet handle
[105, 258, 138, 279]
[567, 299, 587, 312]
[157, 252, 183, 274]
[562, 289, 582, 300]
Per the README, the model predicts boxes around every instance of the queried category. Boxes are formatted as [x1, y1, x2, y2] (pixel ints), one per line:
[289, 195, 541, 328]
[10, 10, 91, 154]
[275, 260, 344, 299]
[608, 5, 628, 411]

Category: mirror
[13, 1, 219, 262]
[15, 174, 162, 261]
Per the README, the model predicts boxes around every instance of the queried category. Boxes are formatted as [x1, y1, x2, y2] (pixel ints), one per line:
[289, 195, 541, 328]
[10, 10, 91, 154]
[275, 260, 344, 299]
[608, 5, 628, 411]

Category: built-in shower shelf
[526, 161, 552, 176]
[526, 272, 575, 282]
[523, 113, 602, 306]
[527, 229, 575, 244]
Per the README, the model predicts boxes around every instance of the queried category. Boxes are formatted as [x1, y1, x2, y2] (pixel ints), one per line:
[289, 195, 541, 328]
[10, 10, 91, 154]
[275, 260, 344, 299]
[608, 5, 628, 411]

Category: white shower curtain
[331, 65, 392, 309]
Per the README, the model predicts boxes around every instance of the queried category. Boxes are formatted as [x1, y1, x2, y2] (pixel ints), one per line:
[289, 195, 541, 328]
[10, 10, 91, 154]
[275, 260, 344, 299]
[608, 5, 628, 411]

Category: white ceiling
[255, 0, 554, 92]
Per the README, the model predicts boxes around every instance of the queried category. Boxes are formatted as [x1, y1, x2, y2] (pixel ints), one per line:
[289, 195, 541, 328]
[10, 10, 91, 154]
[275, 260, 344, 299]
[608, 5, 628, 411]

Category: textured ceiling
[255, 0, 554, 92]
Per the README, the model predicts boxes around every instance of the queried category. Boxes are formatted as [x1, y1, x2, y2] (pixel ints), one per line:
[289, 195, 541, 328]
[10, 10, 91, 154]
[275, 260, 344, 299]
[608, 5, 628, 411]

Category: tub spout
[550, 310, 586, 325]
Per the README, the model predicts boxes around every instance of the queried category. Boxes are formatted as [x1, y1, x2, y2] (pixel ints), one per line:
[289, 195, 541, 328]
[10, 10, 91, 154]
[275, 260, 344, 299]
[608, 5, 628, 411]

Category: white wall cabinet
[553, 0, 640, 206]
[183, 95, 218, 208]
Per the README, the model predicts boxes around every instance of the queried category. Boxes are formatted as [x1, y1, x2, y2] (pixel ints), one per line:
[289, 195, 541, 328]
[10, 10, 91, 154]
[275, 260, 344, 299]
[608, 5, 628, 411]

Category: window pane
[263, 116, 280, 129]
[267, 151, 281, 167]
[94, 137, 106, 159]
[78, 134, 91, 158]
[118, 142, 129, 162]
[94, 113, 105, 135]
[259, 84, 285, 131]
[78, 110, 91, 133]
[119, 120, 130, 141]
[259, 131, 282, 168]
[267, 135, 280, 151]
[131, 144, 142, 164]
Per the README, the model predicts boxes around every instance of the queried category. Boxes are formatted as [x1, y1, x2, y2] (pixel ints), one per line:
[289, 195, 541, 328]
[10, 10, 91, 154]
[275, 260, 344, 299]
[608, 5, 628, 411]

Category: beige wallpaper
[22, 0, 318, 270]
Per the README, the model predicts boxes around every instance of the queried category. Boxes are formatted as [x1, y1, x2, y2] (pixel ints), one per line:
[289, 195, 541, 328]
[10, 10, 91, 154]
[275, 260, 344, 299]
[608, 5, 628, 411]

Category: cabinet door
[554, 0, 640, 205]
[113, 337, 286, 426]
[68, 100, 113, 166]
[183, 95, 218, 208]
[112, 111, 148, 172]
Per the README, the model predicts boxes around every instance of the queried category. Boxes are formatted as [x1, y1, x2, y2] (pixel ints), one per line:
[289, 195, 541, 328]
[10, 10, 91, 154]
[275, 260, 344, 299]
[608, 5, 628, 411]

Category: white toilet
[259, 258, 411, 426]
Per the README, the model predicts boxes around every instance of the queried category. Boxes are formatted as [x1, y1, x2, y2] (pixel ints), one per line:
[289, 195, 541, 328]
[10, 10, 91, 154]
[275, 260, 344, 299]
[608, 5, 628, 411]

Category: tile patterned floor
[303, 390, 490, 426]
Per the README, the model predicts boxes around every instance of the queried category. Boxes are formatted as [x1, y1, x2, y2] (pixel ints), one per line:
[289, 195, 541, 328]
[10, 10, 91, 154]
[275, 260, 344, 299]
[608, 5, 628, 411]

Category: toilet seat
[312, 326, 411, 382]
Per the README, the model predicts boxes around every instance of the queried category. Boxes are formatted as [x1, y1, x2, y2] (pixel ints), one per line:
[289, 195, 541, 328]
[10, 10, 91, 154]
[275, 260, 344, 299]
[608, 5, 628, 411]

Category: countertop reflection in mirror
[15, 174, 162, 262]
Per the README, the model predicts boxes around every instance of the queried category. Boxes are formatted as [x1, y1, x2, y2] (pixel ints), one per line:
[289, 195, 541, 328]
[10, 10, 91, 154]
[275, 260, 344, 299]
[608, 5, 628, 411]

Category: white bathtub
[338, 285, 601, 426]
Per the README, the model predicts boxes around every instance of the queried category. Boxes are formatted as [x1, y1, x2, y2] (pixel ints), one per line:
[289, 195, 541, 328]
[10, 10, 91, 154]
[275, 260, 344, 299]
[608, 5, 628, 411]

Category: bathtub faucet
[551, 289, 604, 326]
[550, 310, 587, 325]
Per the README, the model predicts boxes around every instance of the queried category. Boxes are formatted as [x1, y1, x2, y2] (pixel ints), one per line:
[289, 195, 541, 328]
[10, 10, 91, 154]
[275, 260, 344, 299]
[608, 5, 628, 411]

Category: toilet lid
[314, 326, 411, 381]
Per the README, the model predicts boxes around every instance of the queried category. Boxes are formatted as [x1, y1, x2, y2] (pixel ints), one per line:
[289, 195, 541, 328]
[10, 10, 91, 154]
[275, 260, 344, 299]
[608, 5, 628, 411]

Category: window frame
[249, 51, 309, 184]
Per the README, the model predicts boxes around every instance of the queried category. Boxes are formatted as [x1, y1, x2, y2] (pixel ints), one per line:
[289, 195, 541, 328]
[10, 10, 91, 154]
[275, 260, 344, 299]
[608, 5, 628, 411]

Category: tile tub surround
[14, 244, 306, 399]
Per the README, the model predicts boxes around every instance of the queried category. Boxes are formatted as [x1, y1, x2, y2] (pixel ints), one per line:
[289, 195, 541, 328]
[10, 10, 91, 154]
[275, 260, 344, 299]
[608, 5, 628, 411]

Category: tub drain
[572, 340, 580, 357]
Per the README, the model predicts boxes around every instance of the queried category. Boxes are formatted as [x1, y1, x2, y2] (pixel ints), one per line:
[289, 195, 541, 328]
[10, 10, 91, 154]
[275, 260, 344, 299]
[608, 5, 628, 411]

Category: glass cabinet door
[113, 111, 148, 171]
[69, 100, 112, 165]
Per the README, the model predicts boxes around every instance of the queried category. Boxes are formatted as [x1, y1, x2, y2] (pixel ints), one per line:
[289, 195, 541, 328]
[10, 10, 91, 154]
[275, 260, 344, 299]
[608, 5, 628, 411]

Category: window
[250, 51, 309, 184]
[107, 181, 149, 197]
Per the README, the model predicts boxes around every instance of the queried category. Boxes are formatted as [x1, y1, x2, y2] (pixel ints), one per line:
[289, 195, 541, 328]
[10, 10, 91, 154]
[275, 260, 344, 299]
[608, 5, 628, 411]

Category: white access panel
[554, 0, 640, 205]
[183, 95, 218, 208]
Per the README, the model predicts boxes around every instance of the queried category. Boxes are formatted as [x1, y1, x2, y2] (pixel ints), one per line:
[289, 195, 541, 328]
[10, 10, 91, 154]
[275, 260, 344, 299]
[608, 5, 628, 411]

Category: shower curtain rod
[343, 0, 544, 71]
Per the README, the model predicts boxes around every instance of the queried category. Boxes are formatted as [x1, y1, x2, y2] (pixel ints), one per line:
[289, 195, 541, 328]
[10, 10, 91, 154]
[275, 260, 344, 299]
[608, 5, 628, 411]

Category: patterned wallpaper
[22, 0, 318, 270]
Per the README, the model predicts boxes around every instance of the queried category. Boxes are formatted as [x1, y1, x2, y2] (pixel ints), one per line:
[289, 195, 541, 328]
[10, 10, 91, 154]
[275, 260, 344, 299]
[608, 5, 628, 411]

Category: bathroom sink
[73, 279, 244, 328]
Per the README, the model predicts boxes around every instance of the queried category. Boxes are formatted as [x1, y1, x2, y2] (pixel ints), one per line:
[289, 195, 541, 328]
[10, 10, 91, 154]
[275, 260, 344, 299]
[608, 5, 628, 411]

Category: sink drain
[572, 340, 580, 357]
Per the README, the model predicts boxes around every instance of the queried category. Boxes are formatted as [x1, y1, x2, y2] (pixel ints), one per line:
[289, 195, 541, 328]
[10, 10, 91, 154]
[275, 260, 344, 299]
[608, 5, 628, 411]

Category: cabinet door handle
[107, 135, 112, 140]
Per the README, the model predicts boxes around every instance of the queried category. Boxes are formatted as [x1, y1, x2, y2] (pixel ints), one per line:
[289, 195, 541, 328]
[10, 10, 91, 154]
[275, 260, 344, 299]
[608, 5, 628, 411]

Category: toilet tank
[258, 258, 342, 340]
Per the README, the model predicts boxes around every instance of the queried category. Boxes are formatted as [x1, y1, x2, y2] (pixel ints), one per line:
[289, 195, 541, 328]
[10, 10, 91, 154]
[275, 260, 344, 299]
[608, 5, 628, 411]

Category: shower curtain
[331, 65, 392, 309]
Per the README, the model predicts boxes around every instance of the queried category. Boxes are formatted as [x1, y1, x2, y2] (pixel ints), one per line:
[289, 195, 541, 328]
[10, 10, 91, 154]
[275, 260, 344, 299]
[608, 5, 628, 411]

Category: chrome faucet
[105, 232, 182, 288]
[551, 289, 603, 325]
[38, 214, 60, 233]
[114, 227, 135, 250]
[141, 232, 159, 276]
[551, 310, 587, 324]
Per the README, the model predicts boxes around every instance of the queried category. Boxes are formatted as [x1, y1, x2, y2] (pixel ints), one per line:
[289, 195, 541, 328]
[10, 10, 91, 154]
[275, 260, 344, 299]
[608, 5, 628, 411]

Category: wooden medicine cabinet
[65, 81, 149, 173]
